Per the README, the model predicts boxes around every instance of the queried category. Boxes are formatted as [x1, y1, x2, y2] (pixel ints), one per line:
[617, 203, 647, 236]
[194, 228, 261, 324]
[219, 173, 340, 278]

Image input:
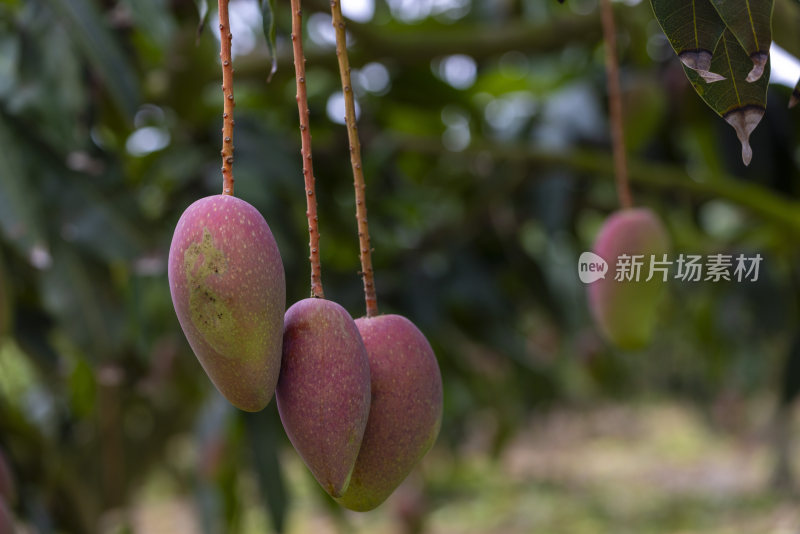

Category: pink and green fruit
[276, 298, 371, 498]
[336, 314, 443, 512]
[588, 208, 670, 350]
[169, 195, 286, 412]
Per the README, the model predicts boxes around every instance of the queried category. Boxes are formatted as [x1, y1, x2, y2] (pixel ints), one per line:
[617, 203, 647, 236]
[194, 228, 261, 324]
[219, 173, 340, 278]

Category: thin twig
[330, 0, 378, 317]
[291, 0, 324, 298]
[600, 0, 632, 209]
[218, 0, 235, 195]
[393, 134, 800, 234]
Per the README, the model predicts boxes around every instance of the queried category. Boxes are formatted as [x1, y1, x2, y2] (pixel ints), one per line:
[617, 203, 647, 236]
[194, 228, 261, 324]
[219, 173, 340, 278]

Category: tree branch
[229, 11, 605, 76]
[393, 136, 800, 234]
[342, 13, 602, 65]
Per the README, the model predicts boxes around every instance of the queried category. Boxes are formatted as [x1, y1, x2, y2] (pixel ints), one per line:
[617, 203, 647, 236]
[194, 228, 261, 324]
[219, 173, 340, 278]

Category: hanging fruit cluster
[167, 0, 443, 512]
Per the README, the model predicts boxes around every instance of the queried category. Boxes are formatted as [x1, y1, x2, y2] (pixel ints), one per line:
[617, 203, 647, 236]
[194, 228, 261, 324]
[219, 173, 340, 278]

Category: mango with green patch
[169, 195, 285, 412]
[336, 314, 443, 511]
[276, 298, 371, 498]
[588, 208, 670, 350]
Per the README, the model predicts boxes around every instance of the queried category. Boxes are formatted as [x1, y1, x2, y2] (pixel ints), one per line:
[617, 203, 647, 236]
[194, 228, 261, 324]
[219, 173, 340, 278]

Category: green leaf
[260, 0, 278, 82]
[195, 0, 209, 40]
[243, 408, 287, 534]
[49, 0, 140, 120]
[709, 0, 774, 81]
[12, 307, 60, 370]
[684, 29, 769, 165]
[0, 119, 48, 259]
[68, 358, 96, 418]
[650, 0, 727, 83]
[58, 182, 146, 263]
[121, 0, 176, 50]
[790, 77, 800, 108]
[194, 397, 232, 534]
[39, 243, 117, 358]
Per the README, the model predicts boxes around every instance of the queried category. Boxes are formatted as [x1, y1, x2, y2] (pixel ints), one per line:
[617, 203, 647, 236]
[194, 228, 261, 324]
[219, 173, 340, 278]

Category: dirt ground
[129, 401, 800, 534]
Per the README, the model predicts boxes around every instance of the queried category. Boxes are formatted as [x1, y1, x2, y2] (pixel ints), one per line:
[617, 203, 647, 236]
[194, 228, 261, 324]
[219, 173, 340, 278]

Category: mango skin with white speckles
[276, 298, 371, 498]
[588, 208, 670, 350]
[336, 314, 443, 512]
[168, 195, 286, 412]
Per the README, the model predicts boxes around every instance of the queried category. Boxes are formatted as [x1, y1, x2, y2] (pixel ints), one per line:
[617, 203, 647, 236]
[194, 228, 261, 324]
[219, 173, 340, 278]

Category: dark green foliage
[0, 258, 10, 342]
[649, 0, 791, 163]
[0, 448, 14, 507]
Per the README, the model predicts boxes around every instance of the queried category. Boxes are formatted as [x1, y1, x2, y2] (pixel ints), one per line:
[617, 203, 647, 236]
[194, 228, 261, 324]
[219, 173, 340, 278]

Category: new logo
[578, 252, 608, 284]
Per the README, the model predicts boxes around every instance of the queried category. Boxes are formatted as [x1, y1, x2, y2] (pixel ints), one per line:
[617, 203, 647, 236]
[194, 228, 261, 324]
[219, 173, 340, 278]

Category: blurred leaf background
[2, 0, 800, 532]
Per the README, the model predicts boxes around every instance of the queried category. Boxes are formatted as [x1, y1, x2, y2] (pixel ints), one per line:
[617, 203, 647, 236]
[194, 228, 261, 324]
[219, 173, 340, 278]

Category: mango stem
[330, 0, 378, 317]
[291, 0, 324, 298]
[218, 0, 235, 196]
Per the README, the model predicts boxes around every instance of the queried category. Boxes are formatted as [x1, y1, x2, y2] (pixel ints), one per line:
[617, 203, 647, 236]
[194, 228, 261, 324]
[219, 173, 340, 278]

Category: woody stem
[291, 0, 324, 298]
[330, 0, 378, 317]
[218, 0, 235, 196]
[600, 0, 633, 209]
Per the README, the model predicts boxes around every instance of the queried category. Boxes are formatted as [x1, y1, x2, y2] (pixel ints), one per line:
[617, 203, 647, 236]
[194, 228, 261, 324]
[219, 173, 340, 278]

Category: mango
[336, 314, 443, 511]
[168, 195, 286, 412]
[588, 208, 670, 350]
[276, 298, 371, 498]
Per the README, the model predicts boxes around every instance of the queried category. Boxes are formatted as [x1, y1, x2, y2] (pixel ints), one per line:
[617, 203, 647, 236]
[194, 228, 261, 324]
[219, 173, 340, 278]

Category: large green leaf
[684, 29, 769, 165]
[39, 242, 118, 358]
[244, 408, 287, 534]
[260, 0, 278, 82]
[121, 0, 176, 50]
[709, 0, 774, 81]
[195, 0, 209, 39]
[650, 0, 727, 83]
[0, 120, 48, 259]
[49, 0, 140, 120]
